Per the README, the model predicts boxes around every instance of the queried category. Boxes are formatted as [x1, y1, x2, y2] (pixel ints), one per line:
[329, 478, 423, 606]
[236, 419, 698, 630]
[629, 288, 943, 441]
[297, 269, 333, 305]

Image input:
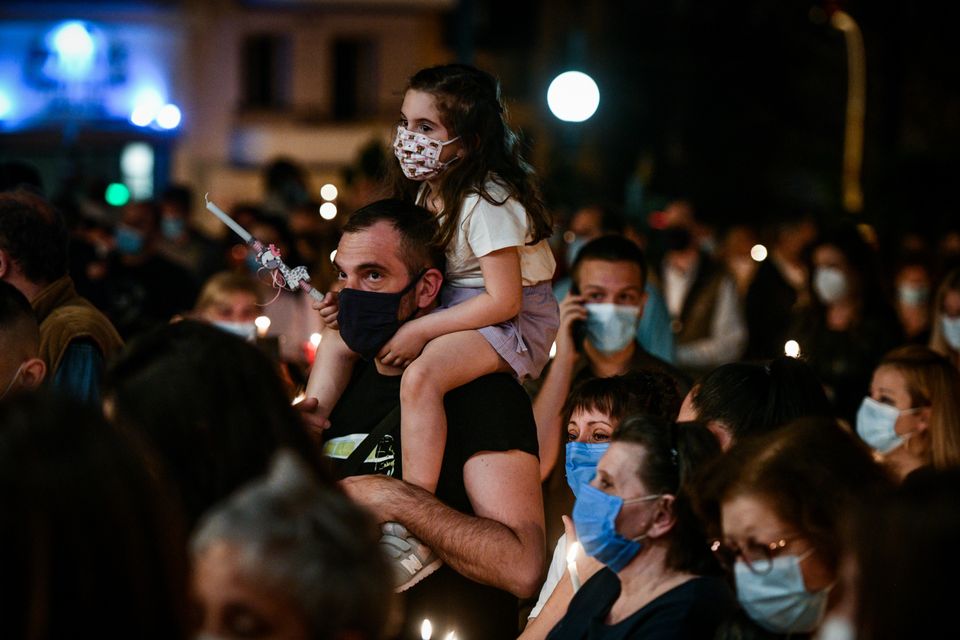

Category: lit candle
[420, 619, 433, 640]
[254, 315, 271, 337]
[304, 332, 322, 365]
[566, 540, 582, 592]
[444, 632, 457, 640]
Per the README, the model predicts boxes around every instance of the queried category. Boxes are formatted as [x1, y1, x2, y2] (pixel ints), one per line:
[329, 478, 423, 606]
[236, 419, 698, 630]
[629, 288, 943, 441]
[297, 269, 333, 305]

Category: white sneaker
[380, 521, 443, 592]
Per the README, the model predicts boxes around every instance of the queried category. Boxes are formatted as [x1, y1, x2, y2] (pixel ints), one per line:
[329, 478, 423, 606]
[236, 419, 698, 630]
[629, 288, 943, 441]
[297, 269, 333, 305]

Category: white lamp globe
[547, 71, 600, 123]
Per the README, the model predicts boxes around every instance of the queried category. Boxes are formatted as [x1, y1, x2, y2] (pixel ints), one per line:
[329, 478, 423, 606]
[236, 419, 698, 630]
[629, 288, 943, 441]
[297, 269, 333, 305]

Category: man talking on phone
[525, 235, 689, 544]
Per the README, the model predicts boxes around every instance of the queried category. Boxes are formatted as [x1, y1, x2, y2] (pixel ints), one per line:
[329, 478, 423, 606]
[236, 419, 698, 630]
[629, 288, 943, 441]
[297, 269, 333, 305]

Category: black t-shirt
[546, 569, 737, 640]
[324, 361, 540, 638]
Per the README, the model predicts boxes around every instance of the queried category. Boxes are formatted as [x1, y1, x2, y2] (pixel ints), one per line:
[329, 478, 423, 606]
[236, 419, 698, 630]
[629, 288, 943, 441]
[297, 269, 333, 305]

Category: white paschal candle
[566, 541, 582, 592]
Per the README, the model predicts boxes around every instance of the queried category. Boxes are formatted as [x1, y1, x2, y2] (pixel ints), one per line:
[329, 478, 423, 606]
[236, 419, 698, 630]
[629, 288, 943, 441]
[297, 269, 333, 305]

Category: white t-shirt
[529, 533, 569, 619]
[426, 180, 556, 288]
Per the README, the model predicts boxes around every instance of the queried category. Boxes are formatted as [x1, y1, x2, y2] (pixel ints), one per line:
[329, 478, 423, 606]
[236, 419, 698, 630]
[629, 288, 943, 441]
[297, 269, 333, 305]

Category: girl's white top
[424, 179, 556, 288]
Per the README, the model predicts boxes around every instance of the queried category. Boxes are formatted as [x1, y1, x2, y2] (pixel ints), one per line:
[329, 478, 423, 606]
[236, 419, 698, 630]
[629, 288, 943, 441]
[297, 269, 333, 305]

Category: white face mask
[393, 126, 461, 181]
[212, 321, 257, 342]
[584, 303, 641, 354]
[856, 396, 921, 454]
[813, 266, 849, 305]
[942, 316, 960, 350]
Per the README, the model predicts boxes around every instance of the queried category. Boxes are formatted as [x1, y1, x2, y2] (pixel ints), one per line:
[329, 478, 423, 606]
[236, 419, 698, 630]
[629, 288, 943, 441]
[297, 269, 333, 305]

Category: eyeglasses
[709, 534, 806, 575]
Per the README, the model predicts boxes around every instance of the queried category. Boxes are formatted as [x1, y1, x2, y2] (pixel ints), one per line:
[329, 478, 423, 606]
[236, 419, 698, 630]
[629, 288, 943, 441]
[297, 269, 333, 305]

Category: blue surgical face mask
[735, 551, 831, 634]
[565, 235, 590, 268]
[115, 226, 145, 255]
[856, 396, 919, 454]
[897, 284, 929, 307]
[212, 320, 257, 342]
[572, 482, 660, 573]
[161, 217, 186, 241]
[942, 316, 960, 350]
[584, 303, 640, 354]
[813, 266, 848, 305]
[565, 442, 609, 498]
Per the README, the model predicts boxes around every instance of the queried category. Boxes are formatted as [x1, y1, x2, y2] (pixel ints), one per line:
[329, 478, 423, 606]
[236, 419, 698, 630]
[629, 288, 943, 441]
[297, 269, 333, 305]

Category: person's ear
[647, 494, 677, 539]
[415, 268, 444, 309]
[18, 357, 46, 390]
[706, 421, 734, 452]
[914, 406, 932, 434]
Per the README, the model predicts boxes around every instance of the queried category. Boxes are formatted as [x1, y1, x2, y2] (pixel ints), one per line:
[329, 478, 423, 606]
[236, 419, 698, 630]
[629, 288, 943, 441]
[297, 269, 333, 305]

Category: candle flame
[567, 541, 581, 564]
[420, 619, 432, 640]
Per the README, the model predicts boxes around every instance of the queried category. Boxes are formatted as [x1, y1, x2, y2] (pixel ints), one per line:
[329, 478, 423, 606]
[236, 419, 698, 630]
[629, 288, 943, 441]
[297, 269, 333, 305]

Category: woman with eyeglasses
[544, 414, 736, 639]
[700, 418, 892, 637]
[856, 345, 960, 480]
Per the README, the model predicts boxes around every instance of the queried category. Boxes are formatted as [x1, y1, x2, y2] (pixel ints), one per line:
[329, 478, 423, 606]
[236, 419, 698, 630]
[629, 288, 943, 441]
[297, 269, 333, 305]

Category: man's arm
[532, 293, 586, 480]
[342, 448, 546, 598]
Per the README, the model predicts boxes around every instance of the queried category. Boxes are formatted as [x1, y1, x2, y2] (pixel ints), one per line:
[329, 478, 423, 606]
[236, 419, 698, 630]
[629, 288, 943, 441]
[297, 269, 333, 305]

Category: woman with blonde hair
[856, 344, 960, 480]
[929, 267, 960, 368]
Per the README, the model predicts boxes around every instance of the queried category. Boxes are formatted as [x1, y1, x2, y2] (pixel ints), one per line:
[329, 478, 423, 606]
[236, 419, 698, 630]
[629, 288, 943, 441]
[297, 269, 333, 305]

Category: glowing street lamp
[547, 71, 600, 123]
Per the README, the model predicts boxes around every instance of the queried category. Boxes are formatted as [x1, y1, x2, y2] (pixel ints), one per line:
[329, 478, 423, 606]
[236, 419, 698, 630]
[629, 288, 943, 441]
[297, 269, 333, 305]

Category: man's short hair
[0, 280, 40, 357]
[571, 235, 648, 288]
[0, 190, 68, 285]
[342, 199, 445, 277]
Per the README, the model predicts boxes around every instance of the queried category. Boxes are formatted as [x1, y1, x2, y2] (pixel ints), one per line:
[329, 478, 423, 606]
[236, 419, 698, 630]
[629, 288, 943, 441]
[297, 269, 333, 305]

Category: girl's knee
[400, 359, 440, 399]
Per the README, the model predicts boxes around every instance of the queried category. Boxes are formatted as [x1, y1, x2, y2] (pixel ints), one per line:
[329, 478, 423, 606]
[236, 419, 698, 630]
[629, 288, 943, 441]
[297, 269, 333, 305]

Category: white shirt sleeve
[463, 193, 529, 257]
[675, 276, 747, 368]
[528, 534, 569, 619]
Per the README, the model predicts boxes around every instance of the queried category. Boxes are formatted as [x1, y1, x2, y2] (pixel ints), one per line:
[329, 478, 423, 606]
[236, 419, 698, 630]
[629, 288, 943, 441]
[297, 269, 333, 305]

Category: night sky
[467, 0, 960, 238]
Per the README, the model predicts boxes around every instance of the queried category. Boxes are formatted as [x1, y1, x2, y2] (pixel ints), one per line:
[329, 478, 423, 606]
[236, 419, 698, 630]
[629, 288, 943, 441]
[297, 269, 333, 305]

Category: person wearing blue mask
[527, 236, 689, 547]
[524, 373, 682, 631]
[530, 415, 733, 640]
[85, 201, 198, 339]
[856, 345, 960, 481]
[702, 417, 892, 638]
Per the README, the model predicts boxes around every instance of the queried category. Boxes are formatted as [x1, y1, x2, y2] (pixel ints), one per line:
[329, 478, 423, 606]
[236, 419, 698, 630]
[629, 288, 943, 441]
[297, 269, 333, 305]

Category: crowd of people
[1, 62, 959, 640]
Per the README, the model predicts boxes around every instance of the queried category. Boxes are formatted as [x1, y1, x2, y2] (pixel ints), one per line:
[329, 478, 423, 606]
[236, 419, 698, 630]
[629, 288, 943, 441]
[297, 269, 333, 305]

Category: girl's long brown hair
[388, 64, 552, 251]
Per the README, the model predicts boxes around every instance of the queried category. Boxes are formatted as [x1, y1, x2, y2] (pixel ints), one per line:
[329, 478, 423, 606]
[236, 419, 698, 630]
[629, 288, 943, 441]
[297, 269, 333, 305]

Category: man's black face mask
[337, 270, 426, 360]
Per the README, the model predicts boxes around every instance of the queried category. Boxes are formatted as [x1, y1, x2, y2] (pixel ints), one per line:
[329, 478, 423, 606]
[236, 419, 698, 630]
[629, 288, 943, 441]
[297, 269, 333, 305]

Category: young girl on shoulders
[309, 63, 558, 502]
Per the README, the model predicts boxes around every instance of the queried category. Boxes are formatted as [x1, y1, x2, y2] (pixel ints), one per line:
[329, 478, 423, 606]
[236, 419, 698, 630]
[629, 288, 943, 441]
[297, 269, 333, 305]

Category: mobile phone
[570, 283, 587, 349]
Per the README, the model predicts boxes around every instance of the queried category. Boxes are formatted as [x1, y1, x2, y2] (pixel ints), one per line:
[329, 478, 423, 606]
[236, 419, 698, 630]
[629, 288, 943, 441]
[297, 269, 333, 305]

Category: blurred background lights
[156, 103, 181, 129]
[130, 88, 163, 127]
[547, 71, 600, 122]
[49, 21, 96, 80]
[104, 183, 130, 207]
[0, 91, 12, 119]
[320, 183, 338, 201]
[784, 340, 801, 358]
[750, 244, 768, 262]
[120, 142, 155, 200]
[319, 202, 337, 220]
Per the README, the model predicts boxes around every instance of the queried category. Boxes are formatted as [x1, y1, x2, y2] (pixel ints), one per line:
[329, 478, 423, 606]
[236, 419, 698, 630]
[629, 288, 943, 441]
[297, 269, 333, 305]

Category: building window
[333, 38, 377, 121]
[241, 33, 291, 110]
